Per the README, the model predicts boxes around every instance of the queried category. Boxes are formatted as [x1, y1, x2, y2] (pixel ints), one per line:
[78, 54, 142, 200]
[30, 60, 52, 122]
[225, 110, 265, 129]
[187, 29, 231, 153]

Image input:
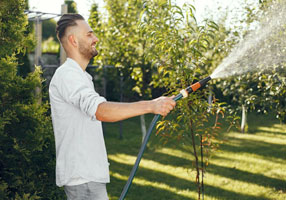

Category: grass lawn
[103, 113, 286, 200]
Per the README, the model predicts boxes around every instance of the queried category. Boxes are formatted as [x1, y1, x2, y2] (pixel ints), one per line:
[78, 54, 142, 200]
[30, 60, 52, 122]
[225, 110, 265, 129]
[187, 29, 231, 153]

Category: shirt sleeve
[57, 69, 106, 120]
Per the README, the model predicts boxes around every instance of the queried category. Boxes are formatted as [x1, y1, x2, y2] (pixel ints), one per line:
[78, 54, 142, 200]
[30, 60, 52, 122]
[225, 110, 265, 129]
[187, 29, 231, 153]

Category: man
[49, 14, 176, 200]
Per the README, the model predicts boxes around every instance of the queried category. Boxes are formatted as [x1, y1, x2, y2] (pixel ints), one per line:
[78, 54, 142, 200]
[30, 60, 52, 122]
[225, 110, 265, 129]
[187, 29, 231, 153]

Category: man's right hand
[151, 96, 176, 117]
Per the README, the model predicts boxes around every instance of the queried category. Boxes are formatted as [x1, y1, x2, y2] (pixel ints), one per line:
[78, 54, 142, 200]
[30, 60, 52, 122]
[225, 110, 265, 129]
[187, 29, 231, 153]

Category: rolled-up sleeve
[58, 69, 106, 120]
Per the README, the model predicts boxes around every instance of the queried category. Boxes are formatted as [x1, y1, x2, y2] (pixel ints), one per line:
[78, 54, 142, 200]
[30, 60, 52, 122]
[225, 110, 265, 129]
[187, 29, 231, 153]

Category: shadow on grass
[108, 175, 195, 200]
[220, 136, 286, 160]
[142, 150, 285, 191]
[108, 159, 272, 200]
[108, 159, 195, 191]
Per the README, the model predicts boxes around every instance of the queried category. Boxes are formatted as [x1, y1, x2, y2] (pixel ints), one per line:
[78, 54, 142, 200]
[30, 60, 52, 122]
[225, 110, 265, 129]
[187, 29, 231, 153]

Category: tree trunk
[190, 119, 201, 200]
[241, 105, 247, 133]
[208, 90, 212, 111]
[208, 90, 212, 105]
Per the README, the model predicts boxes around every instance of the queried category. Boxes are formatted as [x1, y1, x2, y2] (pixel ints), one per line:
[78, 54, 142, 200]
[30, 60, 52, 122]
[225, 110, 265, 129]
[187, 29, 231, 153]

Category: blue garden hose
[119, 76, 211, 200]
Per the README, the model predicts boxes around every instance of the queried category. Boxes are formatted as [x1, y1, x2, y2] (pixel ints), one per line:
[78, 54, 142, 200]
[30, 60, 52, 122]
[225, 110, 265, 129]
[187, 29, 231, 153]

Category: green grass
[103, 113, 286, 200]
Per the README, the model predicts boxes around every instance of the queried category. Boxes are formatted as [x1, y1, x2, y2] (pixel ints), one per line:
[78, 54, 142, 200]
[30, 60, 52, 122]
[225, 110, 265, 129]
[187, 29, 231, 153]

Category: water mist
[211, 0, 286, 79]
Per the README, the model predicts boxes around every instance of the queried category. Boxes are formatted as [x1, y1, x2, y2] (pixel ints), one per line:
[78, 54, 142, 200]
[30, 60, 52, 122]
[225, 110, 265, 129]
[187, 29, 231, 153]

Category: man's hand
[151, 96, 176, 117]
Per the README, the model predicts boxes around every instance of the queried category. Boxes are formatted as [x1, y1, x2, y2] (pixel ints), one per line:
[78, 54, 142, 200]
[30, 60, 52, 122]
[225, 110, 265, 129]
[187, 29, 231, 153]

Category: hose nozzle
[175, 76, 211, 100]
[186, 76, 211, 94]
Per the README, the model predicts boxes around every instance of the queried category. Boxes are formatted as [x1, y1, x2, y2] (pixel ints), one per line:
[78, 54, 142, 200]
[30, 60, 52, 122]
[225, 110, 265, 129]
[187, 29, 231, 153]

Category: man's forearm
[95, 101, 153, 122]
[95, 96, 176, 122]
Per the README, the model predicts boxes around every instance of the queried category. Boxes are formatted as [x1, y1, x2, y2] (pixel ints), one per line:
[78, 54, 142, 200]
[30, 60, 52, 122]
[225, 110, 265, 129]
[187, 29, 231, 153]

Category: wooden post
[60, 4, 68, 65]
[34, 15, 42, 104]
[34, 15, 42, 66]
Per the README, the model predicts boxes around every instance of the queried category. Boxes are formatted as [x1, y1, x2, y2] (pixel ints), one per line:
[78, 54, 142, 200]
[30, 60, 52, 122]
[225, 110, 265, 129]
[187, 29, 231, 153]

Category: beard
[78, 39, 98, 60]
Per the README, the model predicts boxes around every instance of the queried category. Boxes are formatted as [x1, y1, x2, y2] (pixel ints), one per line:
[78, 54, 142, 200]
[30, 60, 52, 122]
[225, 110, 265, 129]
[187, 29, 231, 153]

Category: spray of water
[211, 1, 286, 79]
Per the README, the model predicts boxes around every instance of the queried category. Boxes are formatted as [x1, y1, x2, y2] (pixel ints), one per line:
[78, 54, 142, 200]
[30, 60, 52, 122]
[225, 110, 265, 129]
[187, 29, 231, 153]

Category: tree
[89, 0, 153, 140]
[0, 0, 64, 198]
[89, 1, 227, 197]
[15, 0, 35, 77]
[139, 1, 226, 199]
[65, 0, 78, 14]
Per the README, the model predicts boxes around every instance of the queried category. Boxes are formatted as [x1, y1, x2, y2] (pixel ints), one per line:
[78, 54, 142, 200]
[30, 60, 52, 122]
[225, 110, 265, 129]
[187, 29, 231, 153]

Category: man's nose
[93, 35, 99, 43]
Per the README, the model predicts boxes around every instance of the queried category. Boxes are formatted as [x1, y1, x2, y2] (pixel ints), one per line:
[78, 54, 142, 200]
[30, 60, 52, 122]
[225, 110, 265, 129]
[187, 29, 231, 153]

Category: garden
[0, 0, 285, 199]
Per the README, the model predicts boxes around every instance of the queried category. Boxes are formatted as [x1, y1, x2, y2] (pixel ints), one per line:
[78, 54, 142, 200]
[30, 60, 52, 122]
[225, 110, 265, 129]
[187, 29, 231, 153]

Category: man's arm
[96, 96, 176, 122]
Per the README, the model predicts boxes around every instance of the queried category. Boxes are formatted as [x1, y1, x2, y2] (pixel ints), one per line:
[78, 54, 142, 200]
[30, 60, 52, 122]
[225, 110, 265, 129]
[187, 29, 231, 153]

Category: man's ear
[67, 34, 77, 47]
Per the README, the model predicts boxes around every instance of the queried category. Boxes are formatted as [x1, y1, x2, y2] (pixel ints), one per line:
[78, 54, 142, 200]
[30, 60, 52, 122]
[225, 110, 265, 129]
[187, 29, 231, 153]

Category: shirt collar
[66, 58, 93, 81]
[66, 58, 84, 73]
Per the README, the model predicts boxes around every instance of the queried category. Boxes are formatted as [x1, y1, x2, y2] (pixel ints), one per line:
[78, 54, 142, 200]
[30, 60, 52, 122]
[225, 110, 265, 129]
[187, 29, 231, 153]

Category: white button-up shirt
[49, 58, 109, 187]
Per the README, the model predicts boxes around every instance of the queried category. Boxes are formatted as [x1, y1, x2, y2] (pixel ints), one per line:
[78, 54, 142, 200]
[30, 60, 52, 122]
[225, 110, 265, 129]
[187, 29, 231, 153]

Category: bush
[0, 0, 64, 199]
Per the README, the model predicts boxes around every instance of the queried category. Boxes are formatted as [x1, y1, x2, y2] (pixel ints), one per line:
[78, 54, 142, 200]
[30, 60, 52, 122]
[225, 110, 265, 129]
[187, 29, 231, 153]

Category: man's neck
[67, 54, 89, 71]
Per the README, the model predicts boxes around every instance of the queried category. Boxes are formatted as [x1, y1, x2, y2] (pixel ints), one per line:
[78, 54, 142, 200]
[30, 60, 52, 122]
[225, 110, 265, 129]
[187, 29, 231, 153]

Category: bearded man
[49, 14, 176, 200]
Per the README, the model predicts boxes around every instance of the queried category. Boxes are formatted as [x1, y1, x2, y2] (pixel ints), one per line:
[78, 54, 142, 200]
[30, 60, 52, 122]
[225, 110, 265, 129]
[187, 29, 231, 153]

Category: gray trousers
[64, 182, 109, 200]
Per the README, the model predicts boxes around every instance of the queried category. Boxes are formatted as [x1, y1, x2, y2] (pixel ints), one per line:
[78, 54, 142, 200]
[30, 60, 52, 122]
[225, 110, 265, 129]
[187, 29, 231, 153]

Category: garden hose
[119, 76, 211, 200]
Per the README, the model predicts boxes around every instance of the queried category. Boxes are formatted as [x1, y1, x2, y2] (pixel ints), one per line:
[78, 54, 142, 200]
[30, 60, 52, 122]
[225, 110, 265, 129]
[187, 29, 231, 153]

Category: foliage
[89, 0, 229, 197]
[0, 0, 64, 199]
[89, 0, 152, 101]
[0, 0, 35, 78]
[139, 1, 227, 198]
[0, 0, 31, 57]
[256, 68, 286, 123]
[17, 4, 35, 77]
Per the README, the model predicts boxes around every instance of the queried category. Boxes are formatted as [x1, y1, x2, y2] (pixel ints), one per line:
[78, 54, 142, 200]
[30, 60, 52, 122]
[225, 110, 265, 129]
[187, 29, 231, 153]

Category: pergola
[24, 4, 68, 66]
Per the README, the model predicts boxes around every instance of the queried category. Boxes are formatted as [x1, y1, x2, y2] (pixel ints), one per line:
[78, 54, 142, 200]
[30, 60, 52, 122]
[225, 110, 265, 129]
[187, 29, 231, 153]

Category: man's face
[76, 20, 99, 60]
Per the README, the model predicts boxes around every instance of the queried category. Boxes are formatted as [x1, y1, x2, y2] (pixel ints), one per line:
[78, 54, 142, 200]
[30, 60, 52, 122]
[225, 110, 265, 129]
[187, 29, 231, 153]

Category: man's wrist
[139, 100, 154, 114]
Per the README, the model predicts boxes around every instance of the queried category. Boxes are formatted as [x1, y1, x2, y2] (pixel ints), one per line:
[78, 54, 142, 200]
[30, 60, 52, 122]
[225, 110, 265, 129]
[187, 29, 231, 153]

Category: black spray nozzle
[186, 76, 212, 94]
[199, 76, 212, 87]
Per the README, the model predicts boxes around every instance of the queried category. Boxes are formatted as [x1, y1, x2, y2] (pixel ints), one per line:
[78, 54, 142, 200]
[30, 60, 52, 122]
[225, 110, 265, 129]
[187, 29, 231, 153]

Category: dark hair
[56, 14, 84, 42]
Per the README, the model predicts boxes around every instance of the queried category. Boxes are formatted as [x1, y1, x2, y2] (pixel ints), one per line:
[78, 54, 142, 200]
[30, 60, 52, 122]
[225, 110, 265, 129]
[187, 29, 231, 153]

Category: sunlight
[154, 147, 193, 160]
[204, 173, 277, 197]
[229, 132, 286, 145]
[257, 126, 286, 135]
[108, 154, 193, 181]
[213, 151, 285, 167]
